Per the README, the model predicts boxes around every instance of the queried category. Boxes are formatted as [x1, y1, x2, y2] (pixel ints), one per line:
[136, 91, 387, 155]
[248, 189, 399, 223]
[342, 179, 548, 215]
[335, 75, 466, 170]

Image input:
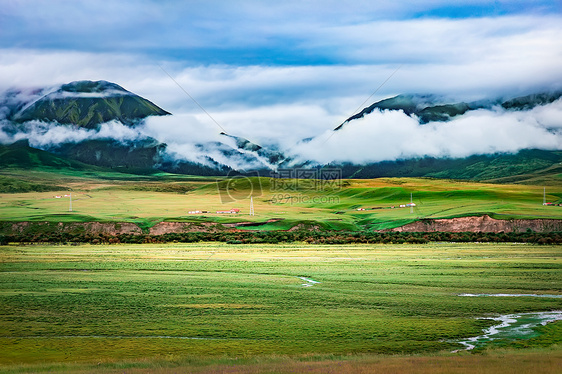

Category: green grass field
[0, 242, 560, 373]
[1, 168, 561, 231]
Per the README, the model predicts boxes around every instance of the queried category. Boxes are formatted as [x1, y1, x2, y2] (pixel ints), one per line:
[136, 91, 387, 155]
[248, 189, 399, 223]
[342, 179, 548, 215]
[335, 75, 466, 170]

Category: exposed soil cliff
[5, 221, 142, 236]
[148, 222, 226, 235]
[1, 215, 561, 237]
[390, 215, 562, 233]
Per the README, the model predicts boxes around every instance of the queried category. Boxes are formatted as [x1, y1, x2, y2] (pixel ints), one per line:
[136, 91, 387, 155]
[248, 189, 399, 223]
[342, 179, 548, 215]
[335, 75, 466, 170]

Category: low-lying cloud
[1, 2, 561, 172]
[2, 98, 561, 171]
[0, 120, 146, 149]
[289, 99, 562, 165]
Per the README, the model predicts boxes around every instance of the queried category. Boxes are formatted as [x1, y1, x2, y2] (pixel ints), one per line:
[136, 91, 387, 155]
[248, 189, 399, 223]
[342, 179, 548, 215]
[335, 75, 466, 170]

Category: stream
[453, 310, 562, 352]
[299, 276, 321, 287]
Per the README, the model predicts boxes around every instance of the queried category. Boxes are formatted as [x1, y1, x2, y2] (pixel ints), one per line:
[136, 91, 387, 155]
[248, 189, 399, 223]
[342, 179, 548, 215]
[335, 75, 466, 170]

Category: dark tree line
[1, 230, 560, 245]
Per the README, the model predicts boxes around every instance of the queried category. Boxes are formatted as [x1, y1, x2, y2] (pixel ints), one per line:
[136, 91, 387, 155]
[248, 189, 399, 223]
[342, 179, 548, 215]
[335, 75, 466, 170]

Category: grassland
[0, 242, 560, 373]
[0, 168, 561, 231]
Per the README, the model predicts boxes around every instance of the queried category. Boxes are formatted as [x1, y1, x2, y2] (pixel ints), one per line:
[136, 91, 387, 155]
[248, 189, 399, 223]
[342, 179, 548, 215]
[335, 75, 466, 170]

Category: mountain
[10, 80, 170, 128]
[0, 138, 231, 177]
[163, 132, 287, 174]
[0, 80, 287, 173]
[0, 80, 176, 172]
[287, 90, 562, 182]
[335, 94, 440, 129]
[219, 132, 286, 166]
[1, 81, 561, 181]
[329, 149, 562, 182]
[501, 92, 562, 111]
[334, 94, 480, 129]
[161, 134, 284, 174]
[334, 91, 562, 130]
[0, 139, 103, 170]
[158, 155, 232, 176]
[52, 138, 166, 170]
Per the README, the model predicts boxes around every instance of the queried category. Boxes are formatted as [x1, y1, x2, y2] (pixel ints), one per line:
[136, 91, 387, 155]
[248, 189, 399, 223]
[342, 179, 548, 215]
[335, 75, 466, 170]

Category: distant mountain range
[1, 80, 561, 183]
[0, 80, 275, 174]
[335, 91, 562, 129]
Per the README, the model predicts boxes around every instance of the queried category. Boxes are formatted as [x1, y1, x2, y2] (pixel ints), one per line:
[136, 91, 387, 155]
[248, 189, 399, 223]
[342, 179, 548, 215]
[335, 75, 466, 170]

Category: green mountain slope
[12, 80, 170, 128]
[52, 139, 165, 170]
[220, 132, 286, 165]
[335, 91, 562, 130]
[0, 140, 101, 170]
[501, 91, 562, 111]
[332, 149, 562, 184]
[334, 94, 428, 130]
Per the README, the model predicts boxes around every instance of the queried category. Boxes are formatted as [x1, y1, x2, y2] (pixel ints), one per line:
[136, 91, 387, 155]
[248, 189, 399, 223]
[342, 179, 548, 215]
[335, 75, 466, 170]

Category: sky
[0, 0, 561, 166]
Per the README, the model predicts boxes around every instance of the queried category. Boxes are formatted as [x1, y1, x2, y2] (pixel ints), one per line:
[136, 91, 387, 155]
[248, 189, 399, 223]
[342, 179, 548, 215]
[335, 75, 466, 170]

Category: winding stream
[299, 277, 321, 287]
[454, 310, 562, 352]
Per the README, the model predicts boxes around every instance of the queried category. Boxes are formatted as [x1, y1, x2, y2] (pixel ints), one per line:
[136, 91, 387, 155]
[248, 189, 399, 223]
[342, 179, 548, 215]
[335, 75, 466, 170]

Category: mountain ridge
[334, 91, 562, 131]
[1, 80, 561, 181]
[9, 80, 171, 129]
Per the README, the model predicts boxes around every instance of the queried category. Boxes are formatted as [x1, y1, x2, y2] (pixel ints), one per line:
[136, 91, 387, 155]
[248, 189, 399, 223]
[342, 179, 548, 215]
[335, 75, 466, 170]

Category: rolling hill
[329, 149, 562, 184]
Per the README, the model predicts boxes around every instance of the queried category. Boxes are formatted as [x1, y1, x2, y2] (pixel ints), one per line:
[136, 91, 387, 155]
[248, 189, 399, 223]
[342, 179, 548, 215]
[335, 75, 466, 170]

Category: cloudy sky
[1, 0, 561, 165]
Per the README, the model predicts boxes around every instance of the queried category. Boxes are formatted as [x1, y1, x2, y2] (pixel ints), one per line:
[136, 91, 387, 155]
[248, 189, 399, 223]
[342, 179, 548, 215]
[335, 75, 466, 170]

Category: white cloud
[2, 11, 562, 120]
[290, 100, 562, 164]
[0, 120, 146, 149]
[2, 1, 558, 57]
[528, 99, 562, 129]
[1, 10, 561, 169]
[141, 113, 223, 145]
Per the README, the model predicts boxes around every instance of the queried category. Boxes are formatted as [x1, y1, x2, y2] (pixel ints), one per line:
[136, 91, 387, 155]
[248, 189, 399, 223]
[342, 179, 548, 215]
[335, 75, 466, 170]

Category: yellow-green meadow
[0, 242, 560, 372]
[1, 169, 561, 231]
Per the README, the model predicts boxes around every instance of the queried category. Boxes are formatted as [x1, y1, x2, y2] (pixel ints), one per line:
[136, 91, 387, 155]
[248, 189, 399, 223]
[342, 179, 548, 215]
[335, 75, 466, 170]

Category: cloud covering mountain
[290, 97, 562, 165]
[0, 1, 561, 173]
[1, 80, 561, 174]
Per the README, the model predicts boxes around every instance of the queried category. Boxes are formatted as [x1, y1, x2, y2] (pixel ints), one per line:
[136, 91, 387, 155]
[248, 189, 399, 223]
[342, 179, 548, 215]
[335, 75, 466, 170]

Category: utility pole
[410, 192, 413, 214]
[69, 193, 72, 212]
[543, 187, 546, 205]
[249, 196, 255, 216]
